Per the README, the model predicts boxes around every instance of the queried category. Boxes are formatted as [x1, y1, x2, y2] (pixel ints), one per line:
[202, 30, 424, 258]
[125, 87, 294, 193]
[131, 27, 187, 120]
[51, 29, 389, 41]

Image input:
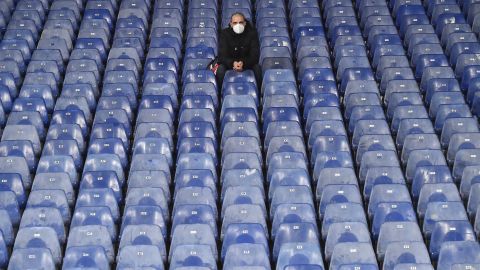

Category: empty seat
[117, 245, 164, 269]
[330, 242, 378, 270]
[8, 247, 55, 270]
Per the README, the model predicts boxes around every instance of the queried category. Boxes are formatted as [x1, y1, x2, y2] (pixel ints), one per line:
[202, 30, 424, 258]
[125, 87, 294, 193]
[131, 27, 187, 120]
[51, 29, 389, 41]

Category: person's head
[230, 12, 247, 34]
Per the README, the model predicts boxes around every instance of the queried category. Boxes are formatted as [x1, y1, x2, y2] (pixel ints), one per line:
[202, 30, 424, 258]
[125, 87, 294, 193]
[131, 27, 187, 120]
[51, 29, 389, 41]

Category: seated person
[216, 12, 262, 89]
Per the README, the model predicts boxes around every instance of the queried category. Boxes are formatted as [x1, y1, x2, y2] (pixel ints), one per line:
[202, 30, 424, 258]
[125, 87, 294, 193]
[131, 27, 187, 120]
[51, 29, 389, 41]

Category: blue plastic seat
[119, 224, 166, 262]
[430, 221, 476, 260]
[383, 242, 431, 270]
[330, 242, 378, 270]
[313, 151, 353, 180]
[377, 222, 424, 260]
[222, 203, 267, 238]
[136, 109, 174, 135]
[121, 205, 166, 240]
[0, 209, 13, 246]
[351, 119, 390, 149]
[358, 151, 400, 182]
[117, 245, 164, 269]
[316, 167, 357, 196]
[406, 149, 448, 181]
[277, 243, 324, 270]
[412, 166, 453, 201]
[125, 187, 169, 222]
[319, 185, 362, 219]
[14, 227, 61, 264]
[459, 163, 480, 200]
[222, 186, 266, 218]
[27, 188, 70, 223]
[83, 154, 125, 186]
[368, 184, 411, 218]
[324, 222, 371, 261]
[321, 203, 368, 240]
[127, 171, 170, 198]
[76, 188, 119, 222]
[222, 223, 269, 260]
[348, 106, 386, 134]
[273, 222, 320, 261]
[391, 106, 430, 135]
[8, 248, 55, 270]
[97, 96, 133, 122]
[437, 241, 480, 270]
[63, 246, 110, 270]
[66, 225, 114, 263]
[0, 140, 36, 173]
[20, 207, 65, 244]
[453, 149, 480, 180]
[423, 201, 469, 239]
[170, 245, 216, 269]
[271, 203, 316, 239]
[356, 135, 396, 166]
[223, 243, 270, 269]
[176, 153, 216, 180]
[0, 156, 31, 190]
[401, 133, 441, 165]
[169, 224, 217, 261]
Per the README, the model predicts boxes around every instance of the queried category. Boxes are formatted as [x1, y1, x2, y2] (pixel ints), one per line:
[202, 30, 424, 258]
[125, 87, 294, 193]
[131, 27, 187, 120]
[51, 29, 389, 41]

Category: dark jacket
[218, 22, 260, 70]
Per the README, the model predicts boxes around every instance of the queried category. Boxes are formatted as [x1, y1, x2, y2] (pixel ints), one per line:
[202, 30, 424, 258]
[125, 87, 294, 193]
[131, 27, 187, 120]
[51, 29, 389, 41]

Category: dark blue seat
[358, 151, 400, 182]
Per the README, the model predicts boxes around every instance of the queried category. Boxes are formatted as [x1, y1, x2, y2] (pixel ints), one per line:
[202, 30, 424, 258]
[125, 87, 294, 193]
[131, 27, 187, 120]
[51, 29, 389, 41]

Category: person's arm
[244, 29, 260, 69]
[218, 30, 235, 69]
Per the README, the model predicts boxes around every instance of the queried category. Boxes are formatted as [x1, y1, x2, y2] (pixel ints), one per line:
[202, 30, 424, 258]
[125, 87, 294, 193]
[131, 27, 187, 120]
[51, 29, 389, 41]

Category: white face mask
[232, 23, 245, 34]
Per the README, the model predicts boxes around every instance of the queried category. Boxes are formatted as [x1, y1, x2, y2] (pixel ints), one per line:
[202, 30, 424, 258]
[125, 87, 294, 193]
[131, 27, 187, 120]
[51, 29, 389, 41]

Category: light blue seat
[359, 151, 400, 182]
[429, 221, 476, 260]
[169, 245, 217, 270]
[383, 242, 431, 270]
[401, 134, 441, 165]
[223, 243, 270, 270]
[324, 222, 371, 261]
[330, 242, 378, 270]
[277, 243, 324, 270]
[76, 188, 119, 222]
[437, 241, 480, 270]
[377, 222, 424, 260]
[62, 246, 109, 270]
[20, 207, 65, 244]
[66, 225, 114, 263]
[119, 224, 166, 263]
[222, 223, 269, 260]
[412, 166, 453, 201]
[13, 227, 61, 264]
[121, 205, 166, 239]
[222, 186, 265, 218]
[273, 222, 320, 261]
[321, 203, 368, 240]
[453, 149, 480, 181]
[83, 154, 124, 186]
[405, 150, 448, 182]
[222, 204, 267, 239]
[8, 247, 55, 270]
[424, 201, 466, 237]
[117, 245, 164, 269]
[319, 185, 362, 218]
[169, 224, 217, 261]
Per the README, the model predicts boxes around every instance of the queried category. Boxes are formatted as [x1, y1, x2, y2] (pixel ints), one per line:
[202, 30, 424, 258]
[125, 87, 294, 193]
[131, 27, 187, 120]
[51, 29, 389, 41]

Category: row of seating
[1, 0, 80, 268]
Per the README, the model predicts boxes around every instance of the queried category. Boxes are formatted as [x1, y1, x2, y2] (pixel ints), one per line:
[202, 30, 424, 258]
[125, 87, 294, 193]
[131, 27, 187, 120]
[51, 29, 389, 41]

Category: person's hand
[233, 61, 243, 72]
